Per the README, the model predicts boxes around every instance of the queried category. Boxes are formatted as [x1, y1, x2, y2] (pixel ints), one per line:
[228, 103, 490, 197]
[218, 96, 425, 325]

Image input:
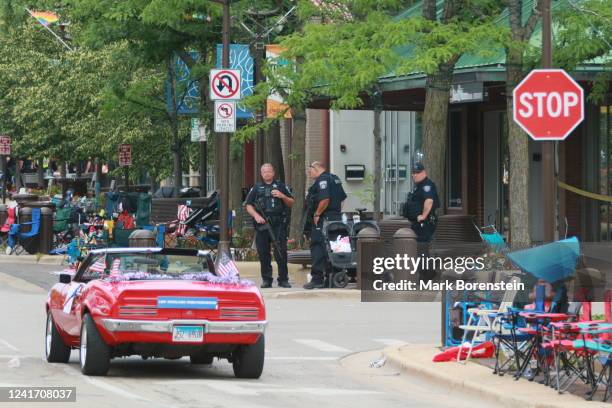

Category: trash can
[356, 227, 382, 291]
[39, 207, 54, 254]
[128, 229, 156, 248]
[23, 201, 56, 210]
[12, 194, 38, 206]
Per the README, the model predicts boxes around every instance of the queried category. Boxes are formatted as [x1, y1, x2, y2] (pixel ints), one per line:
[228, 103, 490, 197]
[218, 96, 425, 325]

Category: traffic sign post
[0, 136, 9, 204]
[513, 69, 584, 141]
[214, 101, 236, 133]
[210, 69, 241, 100]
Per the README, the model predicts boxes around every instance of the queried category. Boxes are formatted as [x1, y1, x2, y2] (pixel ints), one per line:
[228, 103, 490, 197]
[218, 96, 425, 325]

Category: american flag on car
[89, 258, 106, 273]
[216, 252, 239, 277]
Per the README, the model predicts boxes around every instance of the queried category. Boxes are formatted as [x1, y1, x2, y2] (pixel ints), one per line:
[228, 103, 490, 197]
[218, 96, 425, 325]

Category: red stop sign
[513, 69, 584, 140]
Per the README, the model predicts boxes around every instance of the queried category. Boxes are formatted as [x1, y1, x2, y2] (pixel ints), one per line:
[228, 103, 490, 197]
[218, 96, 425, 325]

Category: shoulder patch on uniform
[424, 185, 431, 192]
[319, 180, 327, 189]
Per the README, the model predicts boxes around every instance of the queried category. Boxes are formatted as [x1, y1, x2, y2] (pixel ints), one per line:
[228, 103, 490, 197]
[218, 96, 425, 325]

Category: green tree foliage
[555, 0, 611, 102]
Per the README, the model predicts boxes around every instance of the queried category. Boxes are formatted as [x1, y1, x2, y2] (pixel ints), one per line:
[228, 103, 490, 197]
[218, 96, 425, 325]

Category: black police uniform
[308, 172, 347, 284]
[403, 177, 439, 242]
[245, 181, 292, 285]
[403, 175, 439, 280]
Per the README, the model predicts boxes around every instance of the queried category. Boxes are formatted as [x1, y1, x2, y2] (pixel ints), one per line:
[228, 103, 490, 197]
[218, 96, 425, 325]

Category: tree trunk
[60, 160, 66, 179]
[421, 63, 454, 211]
[506, 51, 531, 247]
[229, 142, 244, 235]
[167, 56, 183, 197]
[289, 110, 307, 242]
[266, 121, 285, 182]
[37, 159, 44, 188]
[15, 160, 21, 192]
[373, 104, 382, 221]
[171, 116, 183, 197]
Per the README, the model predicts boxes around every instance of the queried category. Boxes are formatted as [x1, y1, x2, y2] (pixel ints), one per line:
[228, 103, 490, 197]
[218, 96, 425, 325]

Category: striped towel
[176, 205, 191, 236]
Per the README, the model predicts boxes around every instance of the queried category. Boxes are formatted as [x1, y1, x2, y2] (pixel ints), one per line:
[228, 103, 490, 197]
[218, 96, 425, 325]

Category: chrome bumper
[100, 319, 267, 334]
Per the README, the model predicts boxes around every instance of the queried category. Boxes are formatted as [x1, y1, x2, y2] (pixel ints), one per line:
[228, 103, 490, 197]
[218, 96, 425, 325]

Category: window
[79, 254, 107, 281]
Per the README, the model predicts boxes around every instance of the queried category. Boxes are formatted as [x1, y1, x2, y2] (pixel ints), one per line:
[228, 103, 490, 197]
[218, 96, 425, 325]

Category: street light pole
[541, 0, 556, 242]
[217, 0, 231, 257]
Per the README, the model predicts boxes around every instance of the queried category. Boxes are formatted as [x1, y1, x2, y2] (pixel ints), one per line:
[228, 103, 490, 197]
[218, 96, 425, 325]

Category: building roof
[379, 0, 609, 90]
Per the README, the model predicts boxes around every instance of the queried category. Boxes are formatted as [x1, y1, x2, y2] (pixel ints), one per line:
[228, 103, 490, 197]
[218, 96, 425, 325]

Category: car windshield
[84, 253, 215, 281]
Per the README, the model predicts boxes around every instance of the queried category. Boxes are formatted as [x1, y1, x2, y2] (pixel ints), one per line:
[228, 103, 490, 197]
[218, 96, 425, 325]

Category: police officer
[403, 162, 439, 279]
[245, 163, 294, 288]
[304, 161, 347, 290]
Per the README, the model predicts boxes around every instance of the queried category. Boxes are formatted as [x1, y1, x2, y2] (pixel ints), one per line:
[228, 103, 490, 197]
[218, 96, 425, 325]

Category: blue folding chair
[7, 208, 41, 255]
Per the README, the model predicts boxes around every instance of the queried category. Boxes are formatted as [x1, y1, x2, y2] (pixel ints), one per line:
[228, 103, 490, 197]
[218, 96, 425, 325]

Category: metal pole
[217, 0, 231, 257]
[254, 42, 265, 169]
[124, 166, 129, 192]
[541, 0, 556, 242]
[199, 138, 207, 196]
[0, 155, 5, 204]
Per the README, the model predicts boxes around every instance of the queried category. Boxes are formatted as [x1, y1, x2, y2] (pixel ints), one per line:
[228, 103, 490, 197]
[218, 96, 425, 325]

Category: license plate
[172, 326, 204, 342]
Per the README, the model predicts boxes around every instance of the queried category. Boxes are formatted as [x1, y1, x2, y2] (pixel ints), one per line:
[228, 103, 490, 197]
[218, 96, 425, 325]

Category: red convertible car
[45, 248, 266, 378]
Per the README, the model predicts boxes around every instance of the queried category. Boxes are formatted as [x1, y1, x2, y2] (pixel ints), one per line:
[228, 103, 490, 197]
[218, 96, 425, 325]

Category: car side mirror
[59, 274, 72, 284]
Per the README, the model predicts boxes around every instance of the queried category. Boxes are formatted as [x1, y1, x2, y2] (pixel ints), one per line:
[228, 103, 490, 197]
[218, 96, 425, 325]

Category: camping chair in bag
[7, 208, 41, 255]
[457, 275, 522, 364]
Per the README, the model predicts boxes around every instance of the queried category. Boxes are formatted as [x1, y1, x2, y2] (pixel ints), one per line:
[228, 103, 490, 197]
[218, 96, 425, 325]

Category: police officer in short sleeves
[405, 163, 439, 242]
[304, 161, 347, 290]
[403, 163, 439, 279]
[245, 163, 294, 288]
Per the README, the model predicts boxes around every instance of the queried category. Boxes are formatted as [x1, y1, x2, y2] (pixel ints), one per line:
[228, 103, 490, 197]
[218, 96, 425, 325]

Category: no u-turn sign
[210, 69, 241, 100]
[513, 69, 584, 141]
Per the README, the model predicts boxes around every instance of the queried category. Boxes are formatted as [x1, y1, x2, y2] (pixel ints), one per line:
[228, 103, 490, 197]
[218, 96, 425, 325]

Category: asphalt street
[0, 262, 492, 408]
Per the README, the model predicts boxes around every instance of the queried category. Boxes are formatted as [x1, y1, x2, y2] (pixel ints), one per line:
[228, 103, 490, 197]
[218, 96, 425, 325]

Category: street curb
[382, 345, 606, 408]
[0, 255, 64, 265]
[263, 289, 360, 300]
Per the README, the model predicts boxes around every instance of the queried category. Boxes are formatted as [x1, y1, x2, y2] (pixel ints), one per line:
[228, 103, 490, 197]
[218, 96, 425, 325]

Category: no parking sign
[214, 101, 236, 133]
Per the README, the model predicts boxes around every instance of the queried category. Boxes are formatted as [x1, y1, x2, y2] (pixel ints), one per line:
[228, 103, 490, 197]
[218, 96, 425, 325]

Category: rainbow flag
[28, 10, 59, 26]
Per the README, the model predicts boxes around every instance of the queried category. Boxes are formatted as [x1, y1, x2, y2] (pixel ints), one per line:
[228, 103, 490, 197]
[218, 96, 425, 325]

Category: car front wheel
[80, 314, 111, 376]
[232, 335, 265, 379]
[45, 311, 71, 363]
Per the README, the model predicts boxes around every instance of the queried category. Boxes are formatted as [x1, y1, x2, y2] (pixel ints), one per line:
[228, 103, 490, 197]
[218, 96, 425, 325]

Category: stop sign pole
[511, 0, 585, 242]
[217, 0, 231, 259]
[542, 0, 555, 243]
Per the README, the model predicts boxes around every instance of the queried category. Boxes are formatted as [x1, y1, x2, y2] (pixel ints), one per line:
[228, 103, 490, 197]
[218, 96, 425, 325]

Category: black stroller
[322, 219, 379, 288]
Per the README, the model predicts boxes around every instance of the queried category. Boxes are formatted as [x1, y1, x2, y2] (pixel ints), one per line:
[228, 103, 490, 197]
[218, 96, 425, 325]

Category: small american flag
[216, 252, 239, 277]
[89, 258, 106, 273]
[110, 259, 121, 276]
[176, 205, 191, 236]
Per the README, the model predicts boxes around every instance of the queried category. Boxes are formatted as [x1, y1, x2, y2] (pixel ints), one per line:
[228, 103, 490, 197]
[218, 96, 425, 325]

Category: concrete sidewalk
[383, 344, 607, 408]
[0, 254, 64, 265]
